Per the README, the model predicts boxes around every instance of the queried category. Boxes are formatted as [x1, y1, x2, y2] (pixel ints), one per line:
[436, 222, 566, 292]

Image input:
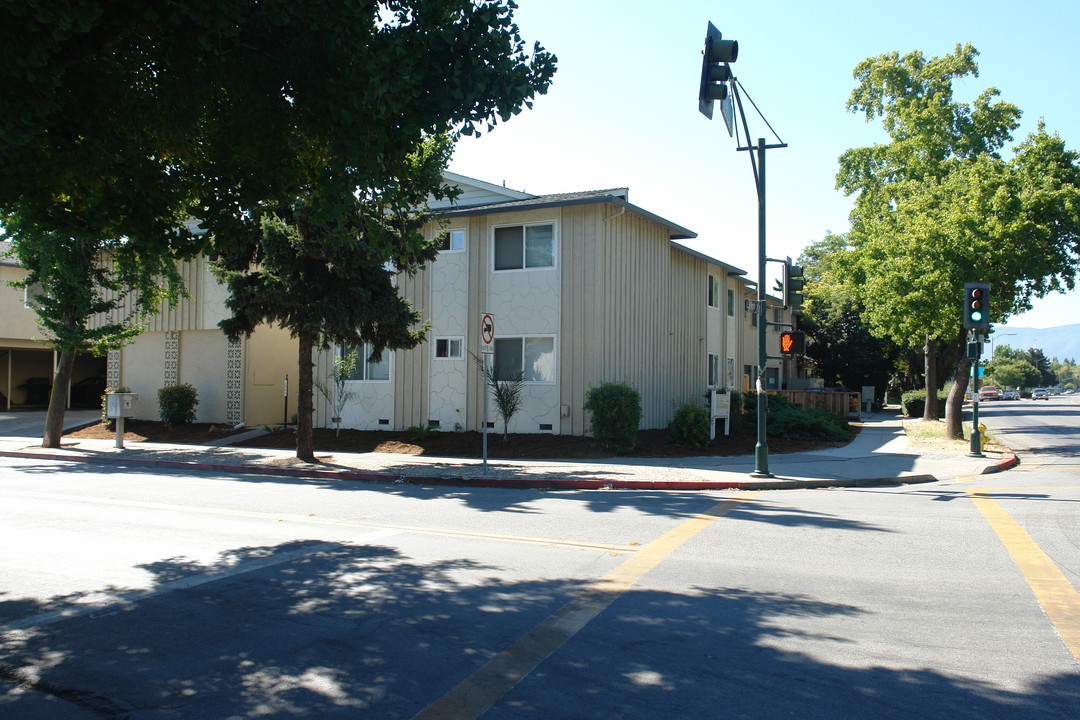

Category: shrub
[407, 424, 437, 442]
[901, 390, 948, 418]
[768, 395, 851, 441]
[668, 402, 710, 448]
[158, 383, 198, 427]
[584, 381, 641, 454]
[724, 390, 747, 435]
[745, 393, 851, 442]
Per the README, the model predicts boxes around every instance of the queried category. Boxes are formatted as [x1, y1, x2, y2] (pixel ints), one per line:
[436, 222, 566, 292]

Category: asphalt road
[1, 399, 1078, 719]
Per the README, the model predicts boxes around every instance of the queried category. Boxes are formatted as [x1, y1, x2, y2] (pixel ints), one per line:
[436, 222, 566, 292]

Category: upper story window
[707, 275, 719, 308]
[494, 222, 555, 271]
[440, 229, 465, 252]
[727, 288, 735, 317]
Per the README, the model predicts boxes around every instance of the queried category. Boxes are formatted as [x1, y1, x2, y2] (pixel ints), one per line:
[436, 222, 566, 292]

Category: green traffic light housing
[963, 282, 990, 330]
[698, 21, 737, 124]
[783, 257, 804, 311]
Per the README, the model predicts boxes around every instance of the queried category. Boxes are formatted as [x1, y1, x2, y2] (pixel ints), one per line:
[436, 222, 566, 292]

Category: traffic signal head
[698, 21, 738, 124]
[779, 330, 806, 355]
[784, 258, 805, 311]
[963, 282, 990, 330]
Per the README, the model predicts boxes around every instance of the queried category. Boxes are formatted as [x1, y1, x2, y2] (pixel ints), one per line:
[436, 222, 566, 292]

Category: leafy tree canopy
[833, 43, 1080, 428]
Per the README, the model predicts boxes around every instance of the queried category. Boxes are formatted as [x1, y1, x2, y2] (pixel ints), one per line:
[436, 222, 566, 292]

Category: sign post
[710, 389, 731, 440]
[480, 313, 495, 475]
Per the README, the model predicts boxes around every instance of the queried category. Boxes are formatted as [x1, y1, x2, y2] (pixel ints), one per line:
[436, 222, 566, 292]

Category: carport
[1, 345, 107, 410]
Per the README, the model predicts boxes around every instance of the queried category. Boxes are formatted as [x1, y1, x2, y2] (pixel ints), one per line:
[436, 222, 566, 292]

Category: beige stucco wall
[244, 328, 299, 427]
[179, 330, 229, 422]
[117, 333, 165, 420]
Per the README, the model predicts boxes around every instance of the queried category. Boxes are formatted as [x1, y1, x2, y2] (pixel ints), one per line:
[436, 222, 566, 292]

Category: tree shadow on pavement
[2, 537, 1075, 719]
[8, 458, 895, 530]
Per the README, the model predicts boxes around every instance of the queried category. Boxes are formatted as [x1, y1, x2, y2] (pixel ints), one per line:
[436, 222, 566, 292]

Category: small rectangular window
[435, 337, 463, 358]
[726, 288, 735, 317]
[708, 353, 720, 386]
[440, 229, 465, 252]
[707, 275, 719, 308]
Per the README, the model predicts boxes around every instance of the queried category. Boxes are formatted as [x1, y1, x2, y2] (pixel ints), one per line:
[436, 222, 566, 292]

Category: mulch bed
[65, 419, 859, 460]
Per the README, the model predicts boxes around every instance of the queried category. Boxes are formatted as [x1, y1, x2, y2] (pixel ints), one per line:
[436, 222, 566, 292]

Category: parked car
[1032, 388, 1050, 400]
[979, 386, 1002, 401]
[1002, 390, 1020, 401]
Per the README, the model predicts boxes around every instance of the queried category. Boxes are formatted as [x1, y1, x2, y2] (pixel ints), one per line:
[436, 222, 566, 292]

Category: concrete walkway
[0, 409, 1017, 490]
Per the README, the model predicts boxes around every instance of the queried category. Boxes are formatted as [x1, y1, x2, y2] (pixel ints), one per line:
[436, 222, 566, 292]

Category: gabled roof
[437, 187, 696, 241]
[441, 171, 535, 202]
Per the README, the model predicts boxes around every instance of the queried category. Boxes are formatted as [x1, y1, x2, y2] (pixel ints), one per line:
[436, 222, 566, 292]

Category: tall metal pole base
[750, 443, 773, 478]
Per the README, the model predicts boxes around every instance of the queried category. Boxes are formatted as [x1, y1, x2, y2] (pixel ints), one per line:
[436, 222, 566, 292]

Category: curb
[0, 449, 939, 491]
[979, 446, 1019, 474]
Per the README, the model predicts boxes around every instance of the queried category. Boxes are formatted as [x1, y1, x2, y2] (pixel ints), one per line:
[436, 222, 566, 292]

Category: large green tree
[0, 1, 555, 456]
[0, 1, 209, 446]
[189, 1, 556, 461]
[797, 233, 903, 399]
[837, 44, 1080, 435]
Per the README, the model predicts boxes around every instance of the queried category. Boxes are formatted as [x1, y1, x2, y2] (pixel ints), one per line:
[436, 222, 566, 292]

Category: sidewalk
[0, 410, 1017, 491]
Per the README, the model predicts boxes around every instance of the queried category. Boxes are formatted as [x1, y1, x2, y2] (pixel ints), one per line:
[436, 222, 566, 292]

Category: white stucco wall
[485, 219, 561, 433]
[427, 229, 470, 430]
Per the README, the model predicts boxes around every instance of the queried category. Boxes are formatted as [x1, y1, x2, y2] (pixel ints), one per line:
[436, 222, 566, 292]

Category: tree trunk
[922, 335, 938, 421]
[42, 350, 76, 448]
[944, 329, 971, 439]
[296, 330, 316, 463]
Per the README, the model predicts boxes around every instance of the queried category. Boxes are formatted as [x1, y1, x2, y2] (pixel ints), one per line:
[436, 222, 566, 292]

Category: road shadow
[2, 537, 1076, 719]
[5, 458, 891, 531]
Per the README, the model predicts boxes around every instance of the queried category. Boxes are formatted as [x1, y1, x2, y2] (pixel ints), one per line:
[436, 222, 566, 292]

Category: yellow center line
[412, 492, 761, 720]
[967, 490, 1080, 664]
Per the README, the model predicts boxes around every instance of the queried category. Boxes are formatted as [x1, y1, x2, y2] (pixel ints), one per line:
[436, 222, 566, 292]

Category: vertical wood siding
[396, 265, 432, 429]
[558, 204, 706, 433]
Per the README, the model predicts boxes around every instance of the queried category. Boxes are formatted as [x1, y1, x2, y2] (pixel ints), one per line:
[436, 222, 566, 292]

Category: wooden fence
[770, 390, 861, 419]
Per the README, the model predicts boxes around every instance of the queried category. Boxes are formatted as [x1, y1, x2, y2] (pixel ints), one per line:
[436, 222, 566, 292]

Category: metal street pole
[968, 332, 984, 457]
[753, 137, 771, 477]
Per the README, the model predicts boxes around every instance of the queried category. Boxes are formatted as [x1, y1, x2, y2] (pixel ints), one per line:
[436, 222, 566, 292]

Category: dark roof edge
[438, 194, 697, 240]
[669, 241, 747, 276]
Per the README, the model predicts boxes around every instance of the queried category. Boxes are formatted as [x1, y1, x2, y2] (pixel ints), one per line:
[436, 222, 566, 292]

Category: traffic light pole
[968, 332, 985, 457]
[698, 23, 786, 477]
[752, 138, 771, 477]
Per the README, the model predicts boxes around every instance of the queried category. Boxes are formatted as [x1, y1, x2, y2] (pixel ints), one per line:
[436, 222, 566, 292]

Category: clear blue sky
[448, 0, 1080, 329]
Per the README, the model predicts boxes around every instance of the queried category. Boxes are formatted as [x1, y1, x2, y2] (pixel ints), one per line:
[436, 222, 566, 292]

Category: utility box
[105, 392, 139, 419]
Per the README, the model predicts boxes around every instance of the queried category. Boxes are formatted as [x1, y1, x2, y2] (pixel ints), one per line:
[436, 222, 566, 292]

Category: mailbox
[105, 392, 139, 419]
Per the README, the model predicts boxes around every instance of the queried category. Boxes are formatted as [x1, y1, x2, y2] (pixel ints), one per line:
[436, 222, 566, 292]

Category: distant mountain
[992, 323, 1080, 361]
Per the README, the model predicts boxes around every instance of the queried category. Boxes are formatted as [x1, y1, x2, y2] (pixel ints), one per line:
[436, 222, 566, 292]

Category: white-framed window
[727, 288, 735, 317]
[493, 222, 555, 271]
[707, 275, 719, 308]
[434, 337, 463, 359]
[726, 357, 736, 388]
[493, 335, 556, 383]
[341, 343, 392, 382]
[440, 228, 465, 252]
[708, 353, 721, 386]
